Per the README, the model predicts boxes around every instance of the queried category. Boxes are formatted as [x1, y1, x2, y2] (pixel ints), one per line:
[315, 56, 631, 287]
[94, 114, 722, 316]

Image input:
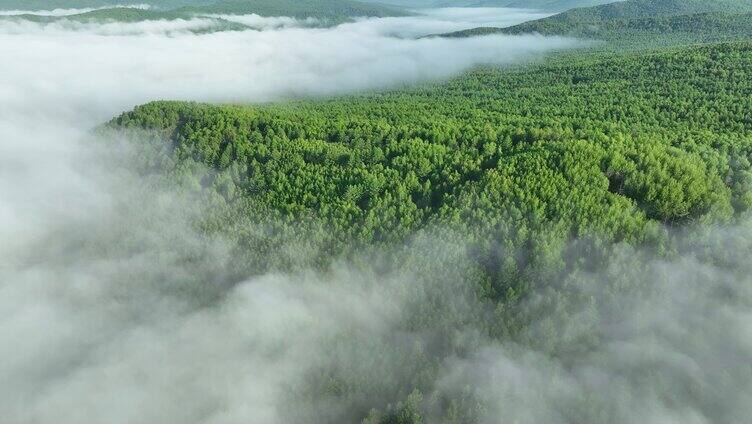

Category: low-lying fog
[2, 5, 750, 424]
[0, 8, 572, 423]
[0, 7, 568, 126]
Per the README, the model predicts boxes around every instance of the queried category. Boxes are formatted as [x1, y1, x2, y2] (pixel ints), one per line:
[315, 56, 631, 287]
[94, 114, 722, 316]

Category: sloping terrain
[180, 0, 406, 19]
[0, 0, 406, 22]
[436, 0, 752, 48]
[361, 0, 619, 12]
[110, 41, 752, 285]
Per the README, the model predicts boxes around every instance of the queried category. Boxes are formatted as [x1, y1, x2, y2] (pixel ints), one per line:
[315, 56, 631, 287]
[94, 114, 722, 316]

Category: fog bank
[2, 7, 749, 424]
[0, 8, 575, 127]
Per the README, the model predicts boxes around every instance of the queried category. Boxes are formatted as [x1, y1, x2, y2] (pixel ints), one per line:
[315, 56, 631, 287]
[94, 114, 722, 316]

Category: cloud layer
[0, 8, 573, 126]
[0, 13, 577, 421]
[3, 7, 749, 424]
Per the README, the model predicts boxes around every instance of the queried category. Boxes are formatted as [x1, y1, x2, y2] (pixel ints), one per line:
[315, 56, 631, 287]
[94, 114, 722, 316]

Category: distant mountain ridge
[538, 0, 752, 22]
[0, 0, 407, 22]
[180, 0, 405, 18]
[358, 0, 619, 12]
[0, 0, 405, 19]
[0, 6, 252, 33]
[0, 0, 212, 10]
[435, 0, 752, 41]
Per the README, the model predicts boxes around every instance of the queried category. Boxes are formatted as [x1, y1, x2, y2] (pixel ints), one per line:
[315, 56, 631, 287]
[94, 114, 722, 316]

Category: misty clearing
[1, 1, 752, 424]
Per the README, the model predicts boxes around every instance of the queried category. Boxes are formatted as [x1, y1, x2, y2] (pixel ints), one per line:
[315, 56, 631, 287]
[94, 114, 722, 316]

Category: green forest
[0, 0, 406, 23]
[5, 0, 751, 422]
[111, 39, 752, 293]
[0, 8, 255, 33]
[362, 0, 618, 11]
[96, 1, 752, 419]
[440, 0, 752, 48]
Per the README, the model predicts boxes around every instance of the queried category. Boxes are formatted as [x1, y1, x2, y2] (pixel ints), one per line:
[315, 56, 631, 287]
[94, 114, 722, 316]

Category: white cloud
[0, 9, 576, 127]
[0, 4, 151, 16]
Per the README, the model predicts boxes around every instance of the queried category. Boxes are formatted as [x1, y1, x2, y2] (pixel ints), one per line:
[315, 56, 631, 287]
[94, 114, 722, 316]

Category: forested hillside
[445, 10, 752, 46]
[5, 0, 752, 421]
[110, 41, 752, 298]
[0, 0, 212, 10]
[477, 0, 617, 10]
[180, 0, 405, 19]
[103, 38, 752, 421]
[437, 0, 752, 48]
[0, 7, 256, 32]
[361, 0, 618, 12]
[0, 0, 406, 21]
[542, 0, 752, 20]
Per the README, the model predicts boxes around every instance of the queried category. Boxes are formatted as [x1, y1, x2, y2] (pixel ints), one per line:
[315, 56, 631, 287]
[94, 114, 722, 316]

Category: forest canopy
[6, 0, 752, 422]
[110, 40, 752, 298]
[437, 0, 752, 49]
[0, 0, 407, 22]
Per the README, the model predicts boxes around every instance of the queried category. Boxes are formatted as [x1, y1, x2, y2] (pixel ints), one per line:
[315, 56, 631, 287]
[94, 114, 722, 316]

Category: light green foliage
[110, 42, 752, 301]
[90, 4, 752, 419]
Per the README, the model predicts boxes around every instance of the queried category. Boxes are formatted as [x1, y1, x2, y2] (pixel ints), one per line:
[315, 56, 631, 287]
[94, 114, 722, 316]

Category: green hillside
[444, 11, 752, 46]
[464, 0, 617, 10]
[521, 10, 752, 40]
[42, 0, 752, 421]
[53, 7, 193, 22]
[543, 0, 752, 21]
[105, 44, 752, 420]
[0, 0, 213, 10]
[6, 0, 752, 421]
[109, 41, 752, 297]
[0, 0, 406, 21]
[361, 0, 618, 12]
[0, 0, 407, 26]
[180, 0, 406, 19]
[0, 7, 254, 32]
[436, 0, 752, 49]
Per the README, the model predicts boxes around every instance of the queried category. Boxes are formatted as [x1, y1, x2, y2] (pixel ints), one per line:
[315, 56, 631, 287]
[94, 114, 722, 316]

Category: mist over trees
[109, 40, 752, 295]
[0, 0, 210, 9]
[360, 0, 619, 12]
[0, 0, 406, 21]
[3, 0, 752, 423]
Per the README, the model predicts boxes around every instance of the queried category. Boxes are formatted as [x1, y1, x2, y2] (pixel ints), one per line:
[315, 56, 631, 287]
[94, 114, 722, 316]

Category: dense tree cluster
[180, 0, 406, 20]
[440, 0, 752, 49]
[111, 41, 752, 300]
[0, 8, 250, 32]
[0, 0, 406, 26]
[95, 1, 752, 417]
[0, 0, 213, 8]
[108, 41, 752, 421]
[537, 0, 752, 23]
[504, 10, 752, 46]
